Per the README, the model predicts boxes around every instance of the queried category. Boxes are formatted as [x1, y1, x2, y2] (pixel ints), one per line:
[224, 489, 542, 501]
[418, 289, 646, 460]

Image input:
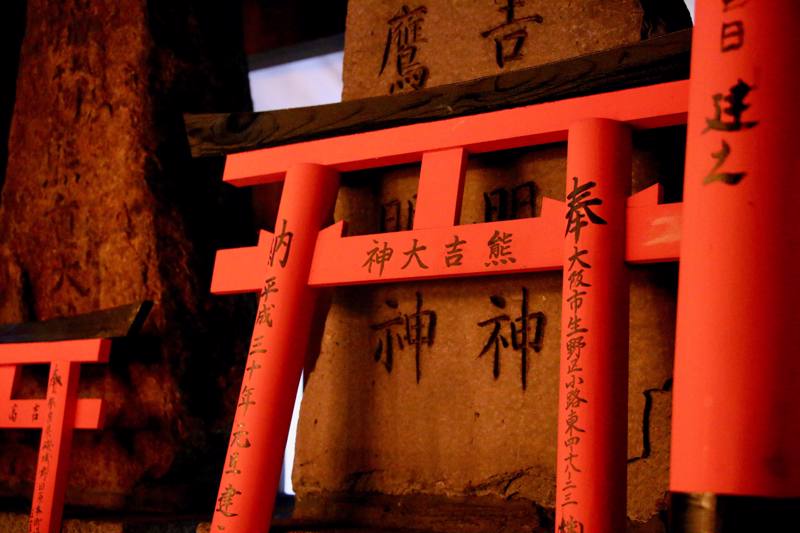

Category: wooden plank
[184, 29, 691, 158]
[223, 81, 688, 186]
[0, 301, 152, 344]
[0, 339, 111, 364]
[308, 199, 564, 287]
[626, 184, 682, 263]
[0, 366, 19, 399]
[210, 231, 272, 295]
[413, 149, 467, 230]
[0, 398, 105, 430]
[212, 189, 684, 294]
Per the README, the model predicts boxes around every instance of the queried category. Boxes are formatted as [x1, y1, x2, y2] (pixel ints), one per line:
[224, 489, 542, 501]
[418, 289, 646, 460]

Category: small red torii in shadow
[0, 302, 148, 533]
[0, 339, 110, 533]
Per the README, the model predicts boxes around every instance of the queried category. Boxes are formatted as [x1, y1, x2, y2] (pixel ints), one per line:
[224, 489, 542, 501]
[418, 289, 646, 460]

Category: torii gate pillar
[211, 163, 340, 533]
[671, 0, 800, 528]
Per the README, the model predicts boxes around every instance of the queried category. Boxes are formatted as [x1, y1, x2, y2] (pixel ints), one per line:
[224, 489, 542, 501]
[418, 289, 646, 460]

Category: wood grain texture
[0, 301, 152, 343]
[185, 29, 691, 158]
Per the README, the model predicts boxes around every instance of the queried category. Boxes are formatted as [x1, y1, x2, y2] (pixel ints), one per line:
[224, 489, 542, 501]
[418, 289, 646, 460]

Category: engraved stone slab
[343, 0, 666, 100]
[296, 1, 690, 529]
[295, 129, 685, 528]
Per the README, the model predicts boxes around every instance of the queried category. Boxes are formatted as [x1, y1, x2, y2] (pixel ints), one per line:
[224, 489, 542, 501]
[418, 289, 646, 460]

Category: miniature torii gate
[209, 80, 685, 533]
[0, 302, 148, 533]
[0, 339, 110, 533]
[207, 1, 799, 531]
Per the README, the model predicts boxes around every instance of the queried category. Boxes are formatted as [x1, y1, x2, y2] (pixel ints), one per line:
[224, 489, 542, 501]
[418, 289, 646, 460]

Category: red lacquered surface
[556, 119, 631, 533]
[671, 0, 800, 497]
[210, 164, 340, 533]
[0, 338, 110, 533]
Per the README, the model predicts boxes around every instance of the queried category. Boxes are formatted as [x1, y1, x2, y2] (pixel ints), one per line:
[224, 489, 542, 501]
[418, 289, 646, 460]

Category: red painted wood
[211, 241, 269, 295]
[210, 164, 340, 533]
[671, 0, 800, 497]
[0, 338, 110, 364]
[0, 399, 104, 430]
[222, 81, 689, 186]
[625, 184, 681, 263]
[29, 362, 79, 533]
[0, 338, 110, 533]
[556, 119, 631, 533]
[309, 199, 563, 286]
[413, 148, 467, 229]
[211, 193, 682, 293]
[0, 366, 19, 398]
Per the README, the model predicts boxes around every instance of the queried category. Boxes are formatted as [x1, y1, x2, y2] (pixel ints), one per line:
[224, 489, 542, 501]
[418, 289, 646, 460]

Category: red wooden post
[556, 119, 630, 533]
[0, 338, 110, 533]
[30, 362, 80, 533]
[671, 0, 800, 520]
[211, 163, 340, 533]
[413, 148, 467, 229]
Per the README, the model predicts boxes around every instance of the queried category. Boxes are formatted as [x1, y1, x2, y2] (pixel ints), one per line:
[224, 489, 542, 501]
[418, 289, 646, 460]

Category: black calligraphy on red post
[256, 277, 278, 327]
[558, 515, 585, 533]
[31, 365, 62, 533]
[559, 177, 606, 532]
[246, 335, 265, 381]
[269, 219, 294, 268]
[216, 483, 242, 518]
[215, 215, 296, 526]
[703, 0, 756, 186]
[215, 417, 254, 523]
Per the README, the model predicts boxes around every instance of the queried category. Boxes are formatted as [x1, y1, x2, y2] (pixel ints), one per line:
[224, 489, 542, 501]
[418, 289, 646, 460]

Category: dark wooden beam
[0, 301, 153, 343]
[184, 29, 691, 158]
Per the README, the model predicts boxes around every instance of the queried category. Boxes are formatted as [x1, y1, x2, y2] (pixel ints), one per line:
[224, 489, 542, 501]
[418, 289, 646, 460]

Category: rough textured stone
[1, 512, 202, 533]
[0, 0, 253, 513]
[342, 0, 690, 100]
[0, 512, 123, 533]
[294, 1, 691, 530]
[294, 133, 683, 531]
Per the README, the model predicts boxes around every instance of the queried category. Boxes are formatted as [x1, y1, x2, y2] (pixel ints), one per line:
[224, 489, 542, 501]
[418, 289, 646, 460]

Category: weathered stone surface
[1, 511, 202, 533]
[294, 130, 684, 531]
[0, 512, 122, 533]
[0, 0, 253, 513]
[342, 0, 690, 100]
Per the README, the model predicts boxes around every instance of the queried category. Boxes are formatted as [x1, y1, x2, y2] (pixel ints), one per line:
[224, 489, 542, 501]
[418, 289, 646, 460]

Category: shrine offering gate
[204, 1, 799, 531]
[0, 339, 110, 533]
[0, 302, 148, 533]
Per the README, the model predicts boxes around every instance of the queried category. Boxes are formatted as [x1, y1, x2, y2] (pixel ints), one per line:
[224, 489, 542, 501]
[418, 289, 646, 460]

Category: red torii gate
[208, 80, 686, 533]
[206, 2, 800, 529]
[0, 338, 111, 533]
